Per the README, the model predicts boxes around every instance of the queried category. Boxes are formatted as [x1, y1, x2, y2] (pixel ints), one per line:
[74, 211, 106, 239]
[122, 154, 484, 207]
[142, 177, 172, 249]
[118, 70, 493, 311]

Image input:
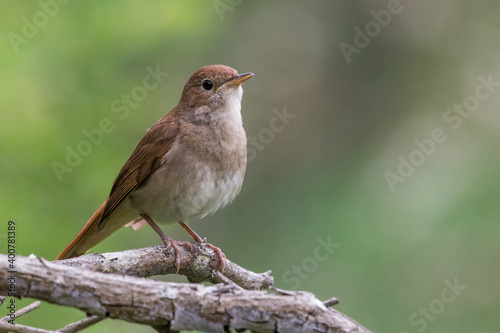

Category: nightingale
[56, 65, 253, 271]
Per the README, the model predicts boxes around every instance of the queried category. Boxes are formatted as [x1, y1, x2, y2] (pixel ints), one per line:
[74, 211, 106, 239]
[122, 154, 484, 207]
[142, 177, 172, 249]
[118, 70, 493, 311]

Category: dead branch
[0, 250, 372, 333]
[56, 244, 273, 290]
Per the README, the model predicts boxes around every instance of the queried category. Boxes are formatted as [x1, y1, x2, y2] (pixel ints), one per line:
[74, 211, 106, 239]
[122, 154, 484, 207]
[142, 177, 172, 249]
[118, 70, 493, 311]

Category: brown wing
[55, 112, 180, 260]
[98, 112, 180, 227]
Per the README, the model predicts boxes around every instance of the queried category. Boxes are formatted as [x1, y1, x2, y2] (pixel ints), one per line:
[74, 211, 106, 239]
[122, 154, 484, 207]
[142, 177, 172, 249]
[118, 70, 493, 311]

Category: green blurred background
[1, 1, 499, 332]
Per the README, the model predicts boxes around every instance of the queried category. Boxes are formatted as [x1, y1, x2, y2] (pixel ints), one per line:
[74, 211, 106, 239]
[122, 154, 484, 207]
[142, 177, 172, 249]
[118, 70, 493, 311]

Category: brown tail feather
[55, 201, 108, 260]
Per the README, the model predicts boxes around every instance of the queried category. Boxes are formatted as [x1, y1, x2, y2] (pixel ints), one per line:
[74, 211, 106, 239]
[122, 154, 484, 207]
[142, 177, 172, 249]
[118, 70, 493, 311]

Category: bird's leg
[140, 214, 191, 273]
[178, 221, 204, 242]
[178, 221, 226, 272]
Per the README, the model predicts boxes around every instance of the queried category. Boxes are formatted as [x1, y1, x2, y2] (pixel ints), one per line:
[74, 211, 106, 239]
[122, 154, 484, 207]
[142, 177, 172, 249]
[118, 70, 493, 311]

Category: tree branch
[0, 250, 372, 333]
[0, 301, 41, 322]
[56, 244, 273, 290]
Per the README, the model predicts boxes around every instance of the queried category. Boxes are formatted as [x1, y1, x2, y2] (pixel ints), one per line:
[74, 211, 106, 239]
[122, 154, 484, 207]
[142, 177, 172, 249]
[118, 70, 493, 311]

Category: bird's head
[179, 65, 253, 113]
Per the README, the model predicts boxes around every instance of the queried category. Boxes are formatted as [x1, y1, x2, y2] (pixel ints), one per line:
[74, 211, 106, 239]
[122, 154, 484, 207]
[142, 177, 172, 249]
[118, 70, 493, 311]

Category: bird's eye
[202, 79, 213, 90]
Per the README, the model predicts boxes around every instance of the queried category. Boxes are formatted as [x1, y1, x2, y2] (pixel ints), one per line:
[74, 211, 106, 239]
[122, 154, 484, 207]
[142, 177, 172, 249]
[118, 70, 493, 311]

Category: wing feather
[99, 113, 179, 226]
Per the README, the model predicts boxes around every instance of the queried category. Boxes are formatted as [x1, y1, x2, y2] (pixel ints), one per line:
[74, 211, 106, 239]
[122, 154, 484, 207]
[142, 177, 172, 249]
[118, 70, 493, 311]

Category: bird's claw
[161, 235, 192, 273]
[203, 242, 226, 272]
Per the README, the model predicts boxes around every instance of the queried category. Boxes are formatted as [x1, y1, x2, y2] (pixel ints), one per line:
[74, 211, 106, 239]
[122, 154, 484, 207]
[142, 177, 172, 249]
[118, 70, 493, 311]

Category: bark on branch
[57, 244, 273, 290]
[0, 248, 372, 333]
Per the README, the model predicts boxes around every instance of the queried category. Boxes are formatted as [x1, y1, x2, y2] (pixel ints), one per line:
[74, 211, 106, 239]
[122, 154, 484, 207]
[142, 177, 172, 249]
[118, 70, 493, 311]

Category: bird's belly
[179, 167, 243, 219]
[129, 160, 244, 224]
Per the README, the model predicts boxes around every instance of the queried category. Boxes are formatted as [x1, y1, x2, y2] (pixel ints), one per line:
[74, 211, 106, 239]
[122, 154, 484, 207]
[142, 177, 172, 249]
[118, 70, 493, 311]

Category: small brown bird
[56, 65, 253, 271]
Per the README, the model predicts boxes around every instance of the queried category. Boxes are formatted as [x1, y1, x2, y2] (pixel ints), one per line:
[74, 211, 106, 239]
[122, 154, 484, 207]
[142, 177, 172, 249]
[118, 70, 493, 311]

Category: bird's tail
[56, 200, 113, 260]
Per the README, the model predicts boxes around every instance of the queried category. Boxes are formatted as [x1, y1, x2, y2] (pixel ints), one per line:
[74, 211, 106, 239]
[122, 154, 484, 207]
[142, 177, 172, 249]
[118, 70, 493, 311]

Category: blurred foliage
[1, 1, 500, 332]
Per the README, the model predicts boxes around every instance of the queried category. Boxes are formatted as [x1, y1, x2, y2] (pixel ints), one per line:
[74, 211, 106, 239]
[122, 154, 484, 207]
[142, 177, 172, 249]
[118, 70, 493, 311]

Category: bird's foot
[159, 234, 192, 273]
[178, 221, 227, 272]
[200, 238, 227, 272]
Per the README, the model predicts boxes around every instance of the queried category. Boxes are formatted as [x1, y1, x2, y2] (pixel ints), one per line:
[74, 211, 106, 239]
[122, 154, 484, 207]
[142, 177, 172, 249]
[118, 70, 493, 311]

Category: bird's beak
[217, 72, 254, 92]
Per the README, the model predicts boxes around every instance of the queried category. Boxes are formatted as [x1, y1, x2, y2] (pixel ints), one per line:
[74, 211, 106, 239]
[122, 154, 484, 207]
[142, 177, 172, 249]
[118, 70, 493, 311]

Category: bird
[56, 64, 253, 272]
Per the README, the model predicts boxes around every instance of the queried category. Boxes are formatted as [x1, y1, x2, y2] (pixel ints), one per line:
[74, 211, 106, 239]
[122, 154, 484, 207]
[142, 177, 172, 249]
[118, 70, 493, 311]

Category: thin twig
[57, 315, 103, 333]
[213, 271, 244, 290]
[323, 297, 340, 307]
[0, 321, 54, 333]
[270, 286, 299, 295]
[0, 301, 41, 322]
